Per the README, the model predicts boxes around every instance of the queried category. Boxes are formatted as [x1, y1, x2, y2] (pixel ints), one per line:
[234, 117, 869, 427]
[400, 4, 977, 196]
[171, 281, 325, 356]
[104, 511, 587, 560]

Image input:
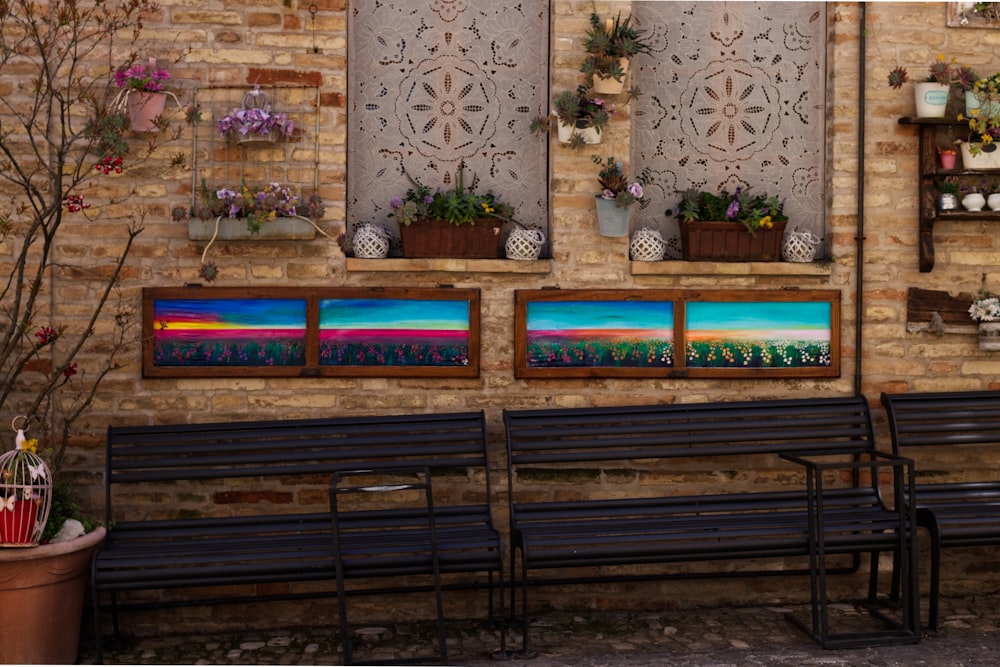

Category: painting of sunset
[525, 300, 674, 368]
[319, 298, 471, 367]
[152, 299, 307, 366]
[685, 301, 832, 369]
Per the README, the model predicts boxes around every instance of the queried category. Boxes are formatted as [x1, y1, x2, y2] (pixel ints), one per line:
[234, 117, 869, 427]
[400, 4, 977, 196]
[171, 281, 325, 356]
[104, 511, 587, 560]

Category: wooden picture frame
[947, 2, 1000, 28]
[514, 289, 840, 379]
[143, 286, 481, 378]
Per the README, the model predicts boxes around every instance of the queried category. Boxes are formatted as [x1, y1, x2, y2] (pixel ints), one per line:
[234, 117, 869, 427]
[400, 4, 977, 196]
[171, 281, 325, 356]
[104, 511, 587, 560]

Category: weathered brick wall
[15, 0, 1000, 628]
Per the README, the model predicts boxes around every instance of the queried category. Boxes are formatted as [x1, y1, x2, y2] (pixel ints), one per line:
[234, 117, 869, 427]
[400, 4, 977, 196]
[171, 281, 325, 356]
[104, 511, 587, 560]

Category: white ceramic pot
[959, 142, 1000, 169]
[557, 121, 601, 145]
[988, 194, 1000, 211]
[963, 192, 986, 211]
[914, 82, 950, 118]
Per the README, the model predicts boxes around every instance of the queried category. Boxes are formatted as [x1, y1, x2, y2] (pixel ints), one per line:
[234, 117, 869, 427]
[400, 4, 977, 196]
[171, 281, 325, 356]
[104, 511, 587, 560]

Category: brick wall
[16, 0, 1000, 627]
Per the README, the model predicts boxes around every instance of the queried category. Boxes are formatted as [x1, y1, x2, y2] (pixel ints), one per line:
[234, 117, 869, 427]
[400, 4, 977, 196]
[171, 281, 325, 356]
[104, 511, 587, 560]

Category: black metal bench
[503, 396, 920, 653]
[92, 411, 505, 664]
[881, 389, 1000, 632]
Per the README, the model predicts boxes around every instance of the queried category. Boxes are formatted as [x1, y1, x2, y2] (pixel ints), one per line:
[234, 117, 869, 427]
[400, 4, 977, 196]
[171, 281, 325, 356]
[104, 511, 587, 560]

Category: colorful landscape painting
[524, 300, 675, 368]
[152, 298, 307, 366]
[685, 301, 832, 369]
[319, 298, 471, 367]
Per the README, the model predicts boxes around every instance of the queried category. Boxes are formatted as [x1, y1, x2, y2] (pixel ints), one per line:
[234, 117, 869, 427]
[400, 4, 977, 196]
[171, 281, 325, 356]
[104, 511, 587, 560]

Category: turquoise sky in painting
[687, 302, 829, 331]
[155, 299, 306, 329]
[319, 299, 469, 331]
[526, 301, 674, 331]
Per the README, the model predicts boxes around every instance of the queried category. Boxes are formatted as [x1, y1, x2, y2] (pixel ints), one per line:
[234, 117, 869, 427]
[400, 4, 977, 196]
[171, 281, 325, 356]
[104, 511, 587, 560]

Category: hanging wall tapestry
[514, 289, 840, 379]
[143, 287, 481, 378]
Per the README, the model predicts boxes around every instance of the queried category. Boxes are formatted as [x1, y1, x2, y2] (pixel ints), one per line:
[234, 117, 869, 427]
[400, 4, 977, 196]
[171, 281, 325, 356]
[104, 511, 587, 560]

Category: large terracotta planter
[399, 217, 503, 258]
[681, 220, 787, 261]
[0, 526, 106, 663]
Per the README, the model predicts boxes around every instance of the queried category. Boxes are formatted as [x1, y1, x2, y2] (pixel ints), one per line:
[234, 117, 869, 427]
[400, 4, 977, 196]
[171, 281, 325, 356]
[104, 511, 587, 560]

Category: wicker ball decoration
[782, 227, 821, 263]
[505, 227, 546, 260]
[629, 227, 666, 261]
[352, 224, 391, 259]
[0, 421, 52, 546]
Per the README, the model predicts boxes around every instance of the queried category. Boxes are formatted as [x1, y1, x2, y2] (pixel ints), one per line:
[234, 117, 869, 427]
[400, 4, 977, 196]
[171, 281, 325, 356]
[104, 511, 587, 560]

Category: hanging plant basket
[681, 220, 787, 262]
[399, 217, 503, 259]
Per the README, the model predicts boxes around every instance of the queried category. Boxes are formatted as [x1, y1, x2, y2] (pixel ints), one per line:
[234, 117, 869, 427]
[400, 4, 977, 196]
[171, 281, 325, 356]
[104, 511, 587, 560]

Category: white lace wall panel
[632, 2, 827, 259]
[347, 0, 549, 253]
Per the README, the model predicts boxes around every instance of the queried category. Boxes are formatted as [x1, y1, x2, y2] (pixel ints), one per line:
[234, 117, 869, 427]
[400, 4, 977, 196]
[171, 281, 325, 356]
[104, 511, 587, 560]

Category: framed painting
[514, 289, 840, 379]
[143, 286, 480, 378]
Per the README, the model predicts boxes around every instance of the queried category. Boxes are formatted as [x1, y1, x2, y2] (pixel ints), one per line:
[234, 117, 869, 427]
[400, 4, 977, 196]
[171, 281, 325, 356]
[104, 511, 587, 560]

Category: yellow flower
[481, 203, 494, 214]
[759, 216, 773, 229]
[22, 438, 38, 454]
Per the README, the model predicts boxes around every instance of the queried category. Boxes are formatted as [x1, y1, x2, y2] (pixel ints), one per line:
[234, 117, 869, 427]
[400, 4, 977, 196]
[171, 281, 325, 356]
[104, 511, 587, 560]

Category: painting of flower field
[685, 301, 833, 369]
[523, 300, 674, 370]
[319, 298, 471, 367]
[515, 289, 839, 379]
[152, 298, 307, 366]
[143, 287, 481, 378]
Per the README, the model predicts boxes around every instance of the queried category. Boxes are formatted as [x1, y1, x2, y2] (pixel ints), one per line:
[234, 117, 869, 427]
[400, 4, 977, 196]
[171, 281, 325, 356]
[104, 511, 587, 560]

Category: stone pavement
[80, 593, 1000, 666]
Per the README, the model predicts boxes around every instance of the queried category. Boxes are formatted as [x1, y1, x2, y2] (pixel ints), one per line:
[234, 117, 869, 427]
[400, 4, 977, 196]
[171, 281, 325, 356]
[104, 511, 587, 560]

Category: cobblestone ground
[82, 594, 1000, 666]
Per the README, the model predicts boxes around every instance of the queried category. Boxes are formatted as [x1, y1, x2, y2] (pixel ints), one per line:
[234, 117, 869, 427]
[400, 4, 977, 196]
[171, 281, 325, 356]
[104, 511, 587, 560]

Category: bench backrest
[882, 390, 1000, 455]
[504, 396, 877, 501]
[105, 411, 492, 522]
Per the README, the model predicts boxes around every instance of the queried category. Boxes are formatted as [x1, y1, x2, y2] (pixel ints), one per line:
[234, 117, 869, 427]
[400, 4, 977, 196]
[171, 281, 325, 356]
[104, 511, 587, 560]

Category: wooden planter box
[399, 217, 503, 259]
[680, 220, 787, 262]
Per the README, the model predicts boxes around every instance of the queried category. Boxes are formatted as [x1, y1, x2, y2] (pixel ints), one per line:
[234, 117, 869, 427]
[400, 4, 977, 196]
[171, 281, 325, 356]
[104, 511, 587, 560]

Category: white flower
[970, 295, 1000, 322]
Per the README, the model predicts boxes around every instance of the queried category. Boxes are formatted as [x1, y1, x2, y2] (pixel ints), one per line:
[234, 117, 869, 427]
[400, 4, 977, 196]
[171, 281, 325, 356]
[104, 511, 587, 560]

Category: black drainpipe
[854, 2, 866, 398]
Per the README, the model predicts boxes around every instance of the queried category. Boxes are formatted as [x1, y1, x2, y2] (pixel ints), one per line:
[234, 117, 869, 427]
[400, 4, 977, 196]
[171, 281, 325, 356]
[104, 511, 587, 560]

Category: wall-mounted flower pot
[913, 82, 949, 118]
[592, 57, 630, 95]
[399, 217, 503, 258]
[188, 216, 317, 241]
[681, 220, 787, 261]
[126, 91, 167, 132]
[556, 121, 601, 145]
[959, 142, 1000, 170]
[594, 196, 631, 237]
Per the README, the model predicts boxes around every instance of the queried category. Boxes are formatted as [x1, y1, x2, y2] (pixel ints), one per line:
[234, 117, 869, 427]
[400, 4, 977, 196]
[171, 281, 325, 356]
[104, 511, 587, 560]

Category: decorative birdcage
[0, 417, 52, 546]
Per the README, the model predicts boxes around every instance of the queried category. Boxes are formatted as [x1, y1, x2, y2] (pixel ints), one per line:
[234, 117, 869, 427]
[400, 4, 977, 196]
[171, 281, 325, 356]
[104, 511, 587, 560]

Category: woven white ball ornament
[353, 224, 391, 259]
[629, 227, 666, 261]
[782, 227, 821, 263]
[505, 228, 545, 260]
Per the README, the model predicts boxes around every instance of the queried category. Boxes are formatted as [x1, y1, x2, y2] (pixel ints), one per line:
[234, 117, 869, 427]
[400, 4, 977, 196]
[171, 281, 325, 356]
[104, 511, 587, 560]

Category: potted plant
[958, 84, 1000, 167]
[216, 86, 296, 145]
[592, 155, 652, 237]
[388, 165, 518, 258]
[580, 12, 651, 94]
[188, 180, 327, 281]
[111, 57, 179, 132]
[0, 0, 179, 662]
[969, 290, 1000, 350]
[887, 55, 975, 118]
[672, 186, 789, 261]
[937, 176, 960, 210]
[531, 87, 612, 148]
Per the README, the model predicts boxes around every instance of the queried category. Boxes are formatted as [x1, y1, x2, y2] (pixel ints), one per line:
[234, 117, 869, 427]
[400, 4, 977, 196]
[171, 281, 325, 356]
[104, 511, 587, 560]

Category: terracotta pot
[399, 217, 503, 258]
[126, 91, 167, 132]
[681, 220, 787, 261]
[0, 526, 106, 663]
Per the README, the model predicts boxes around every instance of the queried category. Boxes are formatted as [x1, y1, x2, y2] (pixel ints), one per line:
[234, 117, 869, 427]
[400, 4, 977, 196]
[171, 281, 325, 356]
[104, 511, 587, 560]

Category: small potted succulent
[532, 87, 612, 148]
[580, 12, 652, 94]
[888, 55, 976, 118]
[592, 155, 653, 237]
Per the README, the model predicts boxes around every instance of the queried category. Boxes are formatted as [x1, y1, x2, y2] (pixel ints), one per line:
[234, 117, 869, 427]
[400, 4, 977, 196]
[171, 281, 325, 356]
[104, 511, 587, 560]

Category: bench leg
[926, 521, 942, 633]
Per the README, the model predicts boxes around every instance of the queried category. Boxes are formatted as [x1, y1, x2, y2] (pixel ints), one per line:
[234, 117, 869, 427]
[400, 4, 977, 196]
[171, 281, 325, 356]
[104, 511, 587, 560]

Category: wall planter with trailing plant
[673, 187, 789, 261]
[388, 167, 519, 259]
[184, 181, 327, 281]
[581, 12, 651, 95]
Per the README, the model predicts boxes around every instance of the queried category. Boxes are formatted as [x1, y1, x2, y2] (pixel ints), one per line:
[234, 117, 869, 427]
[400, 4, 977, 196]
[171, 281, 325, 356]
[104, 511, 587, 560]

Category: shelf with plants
[186, 84, 324, 281]
[899, 116, 1000, 272]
